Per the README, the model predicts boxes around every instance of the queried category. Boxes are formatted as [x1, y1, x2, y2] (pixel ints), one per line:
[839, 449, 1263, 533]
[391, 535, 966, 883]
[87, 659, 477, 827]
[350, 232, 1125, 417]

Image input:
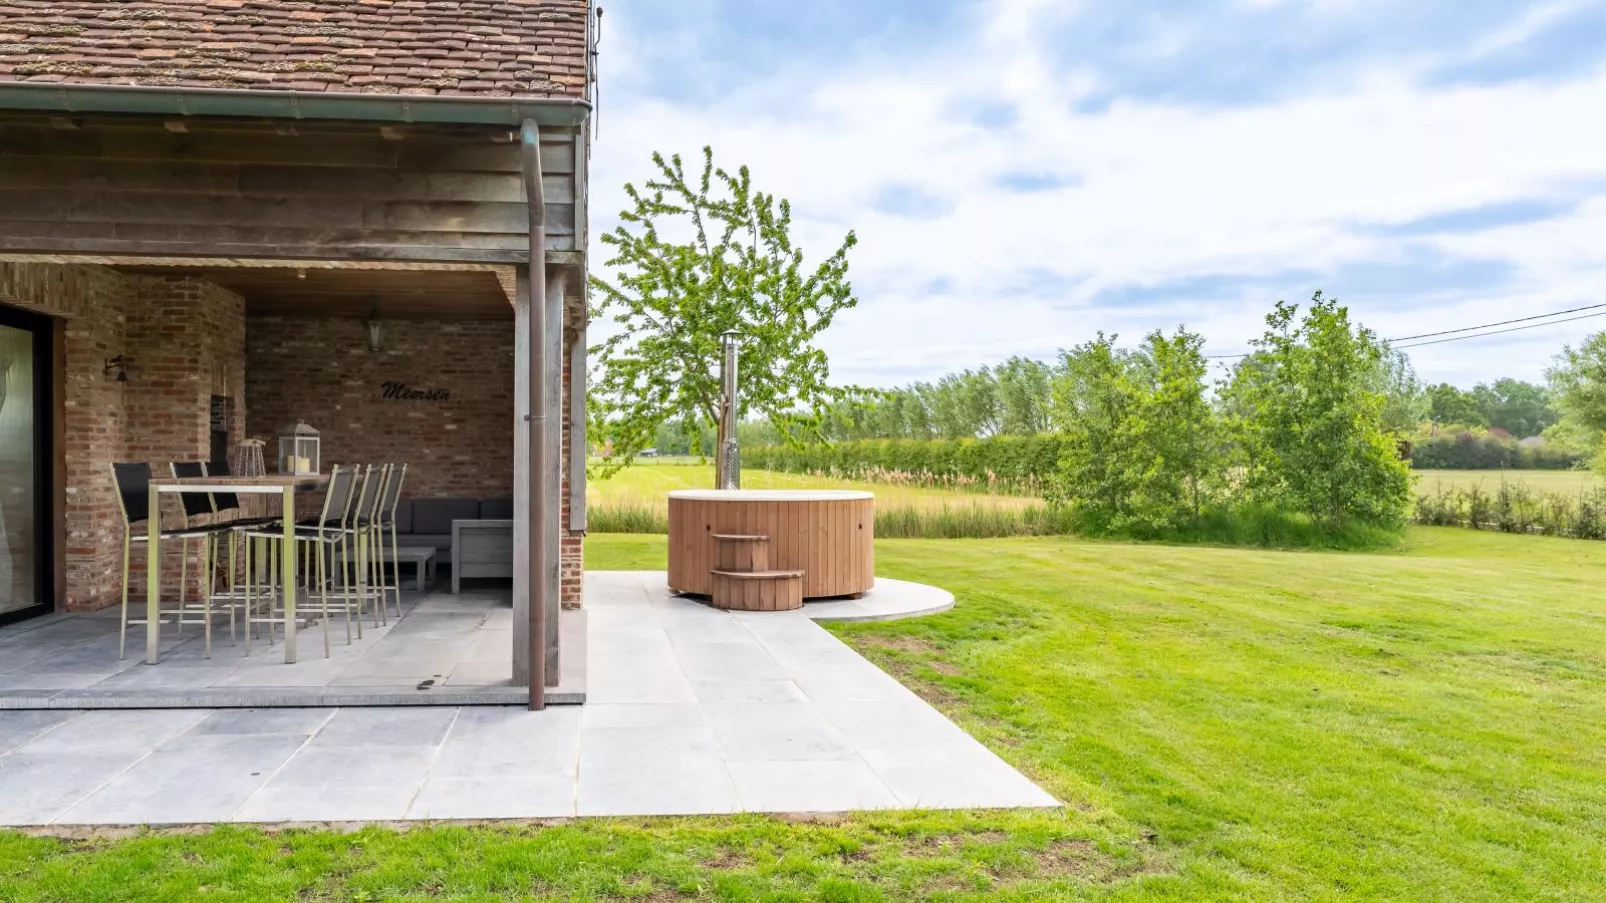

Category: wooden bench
[709, 533, 804, 611]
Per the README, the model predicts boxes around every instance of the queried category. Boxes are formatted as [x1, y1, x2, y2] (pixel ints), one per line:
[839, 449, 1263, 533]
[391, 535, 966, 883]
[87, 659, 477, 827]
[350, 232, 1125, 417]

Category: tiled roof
[0, 0, 588, 98]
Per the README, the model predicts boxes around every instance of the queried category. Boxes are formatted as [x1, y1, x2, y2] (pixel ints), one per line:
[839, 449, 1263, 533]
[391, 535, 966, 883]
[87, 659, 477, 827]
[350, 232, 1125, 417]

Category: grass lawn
[1414, 468, 1601, 496]
[6, 528, 1606, 900]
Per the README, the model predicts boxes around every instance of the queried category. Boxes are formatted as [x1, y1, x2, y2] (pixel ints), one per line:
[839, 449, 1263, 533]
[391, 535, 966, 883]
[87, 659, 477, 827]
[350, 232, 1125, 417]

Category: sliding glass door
[0, 305, 50, 623]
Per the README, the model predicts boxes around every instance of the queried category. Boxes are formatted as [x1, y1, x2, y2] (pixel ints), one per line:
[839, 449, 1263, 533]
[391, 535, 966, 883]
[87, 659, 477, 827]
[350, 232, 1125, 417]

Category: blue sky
[589, 0, 1606, 388]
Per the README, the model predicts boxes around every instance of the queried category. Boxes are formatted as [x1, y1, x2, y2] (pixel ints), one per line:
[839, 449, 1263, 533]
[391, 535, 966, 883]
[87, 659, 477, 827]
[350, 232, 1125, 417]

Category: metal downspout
[521, 118, 548, 711]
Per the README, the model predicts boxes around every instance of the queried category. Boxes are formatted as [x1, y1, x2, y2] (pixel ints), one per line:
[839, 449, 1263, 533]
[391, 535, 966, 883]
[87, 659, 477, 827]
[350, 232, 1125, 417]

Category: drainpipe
[521, 118, 548, 711]
[718, 330, 740, 490]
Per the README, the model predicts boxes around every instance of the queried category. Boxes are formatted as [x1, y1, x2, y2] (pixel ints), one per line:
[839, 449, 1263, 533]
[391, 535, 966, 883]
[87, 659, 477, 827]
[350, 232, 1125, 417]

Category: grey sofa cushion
[399, 534, 452, 553]
[411, 498, 482, 536]
[393, 499, 413, 535]
[479, 498, 513, 520]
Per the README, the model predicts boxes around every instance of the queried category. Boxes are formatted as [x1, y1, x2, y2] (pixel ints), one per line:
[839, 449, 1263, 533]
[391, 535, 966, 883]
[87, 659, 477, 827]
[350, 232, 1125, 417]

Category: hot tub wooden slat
[667, 490, 874, 599]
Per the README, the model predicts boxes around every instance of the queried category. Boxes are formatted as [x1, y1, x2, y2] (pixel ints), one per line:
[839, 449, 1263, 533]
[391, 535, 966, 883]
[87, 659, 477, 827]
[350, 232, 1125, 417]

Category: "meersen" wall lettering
[380, 381, 451, 402]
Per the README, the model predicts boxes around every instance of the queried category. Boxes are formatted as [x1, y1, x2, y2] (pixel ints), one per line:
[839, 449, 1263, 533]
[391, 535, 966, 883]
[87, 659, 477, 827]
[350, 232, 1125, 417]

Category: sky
[585, 0, 1606, 390]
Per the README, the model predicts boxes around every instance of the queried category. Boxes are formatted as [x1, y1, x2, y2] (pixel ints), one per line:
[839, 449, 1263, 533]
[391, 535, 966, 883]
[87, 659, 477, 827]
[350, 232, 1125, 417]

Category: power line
[1393, 309, 1606, 350]
[1387, 301, 1606, 342]
[1204, 303, 1606, 360]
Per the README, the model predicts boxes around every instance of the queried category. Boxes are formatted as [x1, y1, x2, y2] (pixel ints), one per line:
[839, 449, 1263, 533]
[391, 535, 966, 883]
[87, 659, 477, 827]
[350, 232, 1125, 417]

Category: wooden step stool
[710, 533, 805, 611]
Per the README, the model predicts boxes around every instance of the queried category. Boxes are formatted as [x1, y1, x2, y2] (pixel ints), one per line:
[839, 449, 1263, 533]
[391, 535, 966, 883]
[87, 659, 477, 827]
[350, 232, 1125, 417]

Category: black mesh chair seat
[129, 523, 230, 541]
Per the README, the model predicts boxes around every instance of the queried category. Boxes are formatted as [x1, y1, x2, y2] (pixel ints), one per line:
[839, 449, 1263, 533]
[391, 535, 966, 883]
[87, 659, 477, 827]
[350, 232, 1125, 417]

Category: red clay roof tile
[0, 0, 586, 97]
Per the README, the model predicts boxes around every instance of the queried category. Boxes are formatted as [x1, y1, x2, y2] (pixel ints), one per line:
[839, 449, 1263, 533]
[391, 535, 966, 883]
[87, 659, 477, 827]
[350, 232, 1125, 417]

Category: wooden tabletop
[150, 475, 329, 488]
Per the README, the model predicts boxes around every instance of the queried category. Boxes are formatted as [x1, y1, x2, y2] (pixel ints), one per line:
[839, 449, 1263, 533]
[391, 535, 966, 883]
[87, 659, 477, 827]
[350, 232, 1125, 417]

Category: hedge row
[743, 435, 1064, 492]
[1409, 433, 1582, 470]
[1416, 484, 1606, 539]
[746, 432, 1586, 485]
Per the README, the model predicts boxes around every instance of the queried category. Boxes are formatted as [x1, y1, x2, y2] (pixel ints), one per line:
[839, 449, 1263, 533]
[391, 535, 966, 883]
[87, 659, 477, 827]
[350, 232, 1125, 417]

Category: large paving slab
[0, 571, 1056, 824]
[0, 588, 585, 709]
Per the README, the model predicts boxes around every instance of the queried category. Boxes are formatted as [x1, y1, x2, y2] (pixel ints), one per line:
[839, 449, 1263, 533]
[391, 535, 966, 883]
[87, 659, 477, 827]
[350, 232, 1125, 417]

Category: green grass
[1414, 468, 1600, 496]
[8, 528, 1606, 900]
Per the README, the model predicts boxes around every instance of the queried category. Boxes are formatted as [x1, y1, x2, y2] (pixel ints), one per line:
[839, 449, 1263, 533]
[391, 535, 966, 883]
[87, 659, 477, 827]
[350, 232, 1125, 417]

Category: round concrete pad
[801, 578, 955, 623]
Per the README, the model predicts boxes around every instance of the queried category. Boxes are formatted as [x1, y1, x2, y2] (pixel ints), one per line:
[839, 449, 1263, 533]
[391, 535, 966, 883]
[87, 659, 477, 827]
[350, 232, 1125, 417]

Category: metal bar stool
[109, 462, 230, 660]
[240, 463, 359, 657]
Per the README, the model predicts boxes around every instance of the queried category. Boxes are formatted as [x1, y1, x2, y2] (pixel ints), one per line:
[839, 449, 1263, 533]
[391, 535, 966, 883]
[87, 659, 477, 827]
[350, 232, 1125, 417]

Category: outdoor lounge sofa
[393, 497, 513, 555]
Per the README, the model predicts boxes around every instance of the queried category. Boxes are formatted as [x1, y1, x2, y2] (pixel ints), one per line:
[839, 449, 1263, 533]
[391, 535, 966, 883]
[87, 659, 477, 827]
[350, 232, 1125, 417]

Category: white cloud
[588, 2, 1606, 389]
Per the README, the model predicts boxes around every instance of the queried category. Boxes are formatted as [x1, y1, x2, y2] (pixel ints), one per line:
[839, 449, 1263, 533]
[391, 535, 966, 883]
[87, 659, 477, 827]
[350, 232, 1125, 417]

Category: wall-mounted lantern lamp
[363, 299, 385, 353]
[104, 355, 131, 382]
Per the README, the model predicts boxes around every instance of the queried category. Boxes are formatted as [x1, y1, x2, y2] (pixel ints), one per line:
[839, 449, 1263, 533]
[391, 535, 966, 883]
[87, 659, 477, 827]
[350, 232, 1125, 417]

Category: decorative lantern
[277, 421, 321, 475]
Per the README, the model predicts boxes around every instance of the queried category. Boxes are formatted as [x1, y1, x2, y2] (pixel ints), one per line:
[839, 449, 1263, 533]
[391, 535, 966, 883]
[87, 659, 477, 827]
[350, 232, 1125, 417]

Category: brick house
[0, 0, 594, 704]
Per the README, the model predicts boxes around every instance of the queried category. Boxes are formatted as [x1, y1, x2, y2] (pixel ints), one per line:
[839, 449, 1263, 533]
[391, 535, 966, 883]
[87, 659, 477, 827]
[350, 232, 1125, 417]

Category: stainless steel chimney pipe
[717, 331, 740, 490]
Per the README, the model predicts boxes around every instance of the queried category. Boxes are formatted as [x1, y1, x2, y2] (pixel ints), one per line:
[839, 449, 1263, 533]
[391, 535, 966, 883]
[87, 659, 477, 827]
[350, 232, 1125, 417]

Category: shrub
[1410, 432, 1582, 470]
[1413, 483, 1606, 539]
[744, 435, 1062, 495]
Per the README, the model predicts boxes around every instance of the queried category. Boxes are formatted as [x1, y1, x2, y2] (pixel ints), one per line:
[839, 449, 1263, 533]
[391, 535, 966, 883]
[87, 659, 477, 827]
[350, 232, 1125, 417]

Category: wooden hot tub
[667, 489, 875, 600]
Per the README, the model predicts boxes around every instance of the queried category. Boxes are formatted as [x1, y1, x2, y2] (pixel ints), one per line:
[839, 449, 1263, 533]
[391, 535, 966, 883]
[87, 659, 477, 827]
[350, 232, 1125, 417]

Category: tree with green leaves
[1472, 378, 1557, 438]
[1221, 293, 1411, 527]
[1426, 383, 1487, 429]
[994, 356, 1056, 436]
[1047, 329, 1216, 533]
[589, 147, 859, 475]
[1548, 333, 1606, 470]
[1371, 347, 1428, 436]
[1124, 328, 1217, 528]
[1047, 333, 1136, 530]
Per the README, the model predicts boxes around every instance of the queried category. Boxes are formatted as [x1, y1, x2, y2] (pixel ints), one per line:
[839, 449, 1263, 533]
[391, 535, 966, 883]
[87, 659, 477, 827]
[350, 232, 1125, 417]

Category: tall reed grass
[587, 497, 1399, 548]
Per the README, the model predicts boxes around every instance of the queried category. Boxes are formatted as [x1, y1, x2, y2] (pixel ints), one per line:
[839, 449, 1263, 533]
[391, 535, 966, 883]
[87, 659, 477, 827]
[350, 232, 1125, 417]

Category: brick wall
[0, 262, 246, 610]
[244, 317, 515, 499]
[0, 262, 585, 613]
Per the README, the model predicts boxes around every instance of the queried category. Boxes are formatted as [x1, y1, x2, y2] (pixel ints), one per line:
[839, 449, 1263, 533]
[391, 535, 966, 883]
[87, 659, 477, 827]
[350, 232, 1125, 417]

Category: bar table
[146, 474, 328, 665]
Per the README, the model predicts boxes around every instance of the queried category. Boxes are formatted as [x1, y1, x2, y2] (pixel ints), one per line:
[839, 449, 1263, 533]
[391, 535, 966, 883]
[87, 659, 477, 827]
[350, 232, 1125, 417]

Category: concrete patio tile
[263, 745, 437, 790]
[726, 760, 902, 812]
[57, 735, 308, 825]
[212, 662, 348, 688]
[859, 747, 1059, 810]
[327, 675, 452, 688]
[671, 641, 789, 682]
[0, 672, 108, 691]
[444, 661, 512, 686]
[0, 710, 79, 753]
[310, 708, 459, 747]
[461, 630, 513, 663]
[817, 701, 977, 751]
[7, 638, 139, 675]
[330, 656, 462, 680]
[690, 679, 808, 705]
[0, 751, 148, 825]
[581, 703, 704, 730]
[664, 614, 752, 643]
[236, 785, 421, 822]
[407, 775, 575, 820]
[585, 606, 666, 634]
[576, 749, 736, 816]
[585, 654, 695, 704]
[581, 723, 722, 767]
[787, 662, 919, 704]
[88, 664, 229, 690]
[193, 708, 335, 736]
[432, 708, 579, 777]
[702, 703, 858, 762]
[18, 709, 209, 754]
